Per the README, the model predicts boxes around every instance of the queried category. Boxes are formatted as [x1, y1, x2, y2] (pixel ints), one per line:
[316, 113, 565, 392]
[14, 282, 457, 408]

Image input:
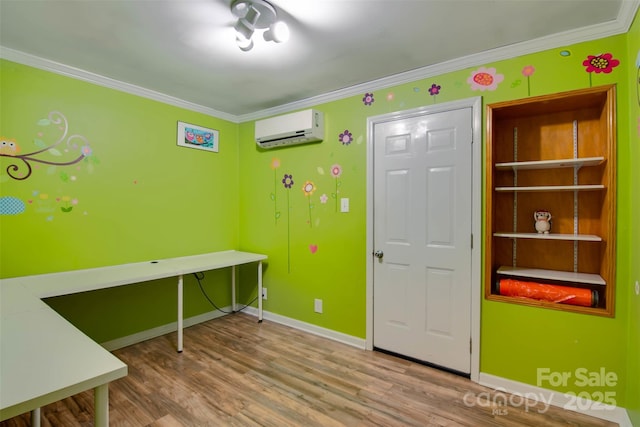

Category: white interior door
[372, 107, 473, 374]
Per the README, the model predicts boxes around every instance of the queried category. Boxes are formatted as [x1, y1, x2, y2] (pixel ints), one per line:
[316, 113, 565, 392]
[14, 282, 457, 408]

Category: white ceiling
[0, 0, 635, 121]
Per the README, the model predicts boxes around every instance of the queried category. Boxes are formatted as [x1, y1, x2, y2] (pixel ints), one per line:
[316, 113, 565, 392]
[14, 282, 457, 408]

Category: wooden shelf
[495, 157, 605, 171]
[485, 85, 616, 316]
[495, 184, 605, 192]
[493, 232, 602, 241]
[497, 266, 606, 286]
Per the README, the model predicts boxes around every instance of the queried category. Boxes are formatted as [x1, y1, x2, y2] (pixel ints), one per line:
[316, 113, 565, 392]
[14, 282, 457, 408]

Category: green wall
[1, 11, 638, 417]
[238, 34, 635, 407]
[0, 60, 241, 342]
[625, 9, 640, 425]
[237, 100, 369, 337]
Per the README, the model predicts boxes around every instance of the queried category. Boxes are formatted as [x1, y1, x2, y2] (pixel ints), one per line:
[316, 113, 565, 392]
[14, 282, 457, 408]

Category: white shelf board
[493, 232, 602, 241]
[495, 157, 605, 171]
[497, 266, 606, 285]
[495, 184, 605, 192]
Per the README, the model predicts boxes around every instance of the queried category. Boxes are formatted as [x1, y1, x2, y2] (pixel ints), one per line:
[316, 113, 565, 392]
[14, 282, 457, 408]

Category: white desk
[0, 250, 267, 426]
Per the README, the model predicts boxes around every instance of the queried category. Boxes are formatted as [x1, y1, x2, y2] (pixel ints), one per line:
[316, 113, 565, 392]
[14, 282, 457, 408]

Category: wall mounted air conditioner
[255, 109, 324, 149]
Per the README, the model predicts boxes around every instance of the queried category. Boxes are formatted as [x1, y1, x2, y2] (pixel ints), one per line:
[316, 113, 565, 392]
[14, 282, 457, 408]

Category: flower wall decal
[57, 195, 78, 213]
[583, 53, 620, 87]
[81, 146, 93, 156]
[302, 180, 316, 227]
[428, 83, 441, 103]
[521, 65, 536, 96]
[270, 158, 281, 223]
[339, 130, 353, 146]
[282, 173, 294, 272]
[282, 174, 294, 189]
[362, 93, 374, 106]
[467, 67, 504, 91]
[583, 53, 620, 74]
[302, 180, 316, 196]
[330, 164, 342, 212]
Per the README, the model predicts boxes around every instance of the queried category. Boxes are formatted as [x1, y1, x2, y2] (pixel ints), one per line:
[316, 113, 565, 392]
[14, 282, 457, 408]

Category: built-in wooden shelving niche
[485, 85, 616, 316]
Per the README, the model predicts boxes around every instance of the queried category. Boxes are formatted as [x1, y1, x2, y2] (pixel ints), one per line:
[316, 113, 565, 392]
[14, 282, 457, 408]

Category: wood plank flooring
[1, 313, 618, 426]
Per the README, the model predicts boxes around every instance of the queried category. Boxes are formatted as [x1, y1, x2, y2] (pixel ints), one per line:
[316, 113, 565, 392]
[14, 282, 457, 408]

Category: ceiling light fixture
[230, 0, 289, 51]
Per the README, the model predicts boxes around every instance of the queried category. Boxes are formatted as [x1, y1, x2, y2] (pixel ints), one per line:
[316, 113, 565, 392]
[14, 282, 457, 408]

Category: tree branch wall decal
[1, 111, 93, 181]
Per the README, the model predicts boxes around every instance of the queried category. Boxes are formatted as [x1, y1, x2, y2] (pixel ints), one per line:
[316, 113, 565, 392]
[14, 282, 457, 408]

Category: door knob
[373, 250, 384, 259]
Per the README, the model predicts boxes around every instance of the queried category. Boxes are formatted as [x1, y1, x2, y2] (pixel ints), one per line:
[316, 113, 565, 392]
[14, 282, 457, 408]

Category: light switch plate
[340, 198, 349, 213]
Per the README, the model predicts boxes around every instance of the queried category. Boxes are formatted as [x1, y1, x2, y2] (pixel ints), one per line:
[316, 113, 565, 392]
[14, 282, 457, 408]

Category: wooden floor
[2, 313, 617, 427]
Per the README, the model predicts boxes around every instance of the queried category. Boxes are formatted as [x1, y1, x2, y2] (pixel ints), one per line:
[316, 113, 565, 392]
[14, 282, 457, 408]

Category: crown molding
[0, 47, 239, 123]
[2, 0, 638, 124]
[620, 0, 640, 31]
[239, 0, 639, 122]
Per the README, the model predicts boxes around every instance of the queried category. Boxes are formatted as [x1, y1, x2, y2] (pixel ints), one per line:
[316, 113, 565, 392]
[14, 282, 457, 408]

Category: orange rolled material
[497, 278, 597, 307]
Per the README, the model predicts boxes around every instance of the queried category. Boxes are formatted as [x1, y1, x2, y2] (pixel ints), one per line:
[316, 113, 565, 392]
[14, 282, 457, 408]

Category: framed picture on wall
[177, 121, 219, 152]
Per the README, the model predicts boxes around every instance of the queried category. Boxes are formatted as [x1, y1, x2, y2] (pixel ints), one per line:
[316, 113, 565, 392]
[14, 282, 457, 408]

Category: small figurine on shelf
[534, 210, 552, 234]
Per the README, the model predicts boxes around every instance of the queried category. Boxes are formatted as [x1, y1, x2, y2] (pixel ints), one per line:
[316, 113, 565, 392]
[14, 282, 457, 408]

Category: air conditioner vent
[255, 109, 324, 149]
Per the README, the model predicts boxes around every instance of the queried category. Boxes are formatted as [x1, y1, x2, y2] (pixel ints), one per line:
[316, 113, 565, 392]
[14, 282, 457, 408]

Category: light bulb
[264, 21, 289, 43]
[236, 34, 254, 51]
[273, 21, 289, 43]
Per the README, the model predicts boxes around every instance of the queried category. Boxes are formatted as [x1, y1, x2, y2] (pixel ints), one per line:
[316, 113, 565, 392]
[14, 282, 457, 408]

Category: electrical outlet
[314, 298, 323, 313]
[635, 280, 639, 296]
[262, 287, 267, 300]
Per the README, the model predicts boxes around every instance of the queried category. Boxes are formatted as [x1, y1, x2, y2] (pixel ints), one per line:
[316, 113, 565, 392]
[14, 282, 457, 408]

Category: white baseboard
[242, 306, 366, 349]
[479, 372, 632, 427]
[100, 305, 366, 352]
[100, 308, 231, 351]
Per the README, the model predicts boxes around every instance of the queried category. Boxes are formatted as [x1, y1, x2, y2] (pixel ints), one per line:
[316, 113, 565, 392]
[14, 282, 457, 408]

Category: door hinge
[471, 233, 473, 249]
[470, 338, 472, 353]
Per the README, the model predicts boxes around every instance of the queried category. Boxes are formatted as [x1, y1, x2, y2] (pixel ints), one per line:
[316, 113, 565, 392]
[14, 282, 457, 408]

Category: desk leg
[177, 274, 183, 353]
[94, 384, 108, 427]
[258, 261, 263, 323]
[232, 265, 237, 312]
[31, 407, 40, 427]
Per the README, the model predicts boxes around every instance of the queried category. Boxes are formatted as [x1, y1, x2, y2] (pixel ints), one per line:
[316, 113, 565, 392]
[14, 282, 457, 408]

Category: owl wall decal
[0, 138, 20, 156]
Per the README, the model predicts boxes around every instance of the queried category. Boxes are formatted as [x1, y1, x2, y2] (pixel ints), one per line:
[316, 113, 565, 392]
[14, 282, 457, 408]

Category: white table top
[0, 250, 267, 421]
[12, 250, 267, 299]
[0, 299, 127, 419]
[165, 251, 267, 276]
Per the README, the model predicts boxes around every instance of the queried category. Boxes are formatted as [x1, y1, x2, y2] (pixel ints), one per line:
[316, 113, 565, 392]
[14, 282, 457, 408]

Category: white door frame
[365, 97, 482, 383]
